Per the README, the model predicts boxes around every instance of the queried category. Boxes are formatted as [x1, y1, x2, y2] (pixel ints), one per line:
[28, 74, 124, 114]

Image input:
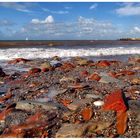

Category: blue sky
[0, 2, 140, 40]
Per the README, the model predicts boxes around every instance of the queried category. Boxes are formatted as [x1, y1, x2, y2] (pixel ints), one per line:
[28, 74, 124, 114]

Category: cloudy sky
[0, 2, 140, 40]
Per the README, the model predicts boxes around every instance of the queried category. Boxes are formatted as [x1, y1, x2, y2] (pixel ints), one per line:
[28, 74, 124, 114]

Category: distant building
[119, 38, 140, 41]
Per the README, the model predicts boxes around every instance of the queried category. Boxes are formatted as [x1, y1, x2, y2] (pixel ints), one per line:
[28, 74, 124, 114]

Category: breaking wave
[0, 45, 140, 60]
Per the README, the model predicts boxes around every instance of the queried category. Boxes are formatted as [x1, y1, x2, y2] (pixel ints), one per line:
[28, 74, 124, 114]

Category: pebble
[86, 94, 103, 99]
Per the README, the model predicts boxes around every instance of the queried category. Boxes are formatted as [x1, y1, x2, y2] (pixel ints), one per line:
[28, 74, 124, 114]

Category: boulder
[16, 100, 58, 111]
[55, 123, 87, 137]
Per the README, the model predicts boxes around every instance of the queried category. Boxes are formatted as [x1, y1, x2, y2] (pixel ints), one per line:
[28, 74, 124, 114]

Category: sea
[0, 41, 140, 74]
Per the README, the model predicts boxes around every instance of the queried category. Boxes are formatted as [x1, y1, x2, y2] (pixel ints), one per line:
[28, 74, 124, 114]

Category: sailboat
[25, 37, 29, 41]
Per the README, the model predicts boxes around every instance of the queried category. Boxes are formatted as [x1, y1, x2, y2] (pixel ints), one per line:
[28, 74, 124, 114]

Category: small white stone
[93, 101, 104, 107]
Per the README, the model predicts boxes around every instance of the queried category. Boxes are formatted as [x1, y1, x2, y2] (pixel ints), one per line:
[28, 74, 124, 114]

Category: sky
[0, 2, 140, 40]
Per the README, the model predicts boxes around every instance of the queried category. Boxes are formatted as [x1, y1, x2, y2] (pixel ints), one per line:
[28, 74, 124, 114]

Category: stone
[103, 89, 127, 112]
[80, 70, 89, 77]
[60, 76, 75, 82]
[40, 62, 51, 69]
[86, 94, 103, 99]
[52, 56, 61, 61]
[75, 58, 89, 66]
[8, 58, 30, 64]
[99, 72, 119, 83]
[88, 121, 113, 133]
[130, 78, 140, 85]
[67, 99, 92, 111]
[0, 67, 6, 77]
[50, 60, 62, 68]
[55, 123, 87, 137]
[88, 73, 101, 81]
[128, 55, 140, 63]
[81, 107, 93, 121]
[16, 100, 58, 111]
[96, 60, 110, 67]
[28, 68, 41, 75]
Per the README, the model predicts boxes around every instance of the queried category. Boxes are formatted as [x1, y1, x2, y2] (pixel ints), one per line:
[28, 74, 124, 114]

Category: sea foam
[0, 46, 140, 60]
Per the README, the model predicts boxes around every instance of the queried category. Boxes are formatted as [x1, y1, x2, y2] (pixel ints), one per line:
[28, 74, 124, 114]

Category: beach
[0, 41, 139, 137]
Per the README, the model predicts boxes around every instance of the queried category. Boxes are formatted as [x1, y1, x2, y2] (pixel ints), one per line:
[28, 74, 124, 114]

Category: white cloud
[134, 27, 140, 32]
[131, 26, 140, 34]
[0, 2, 35, 13]
[89, 3, 98, 10]
[116, 3, 140, 16]
[31, 15, 54, 24]
[0, 19, 14, 26]
[2, 16, 133, 40]
[42, 8, 69, 14]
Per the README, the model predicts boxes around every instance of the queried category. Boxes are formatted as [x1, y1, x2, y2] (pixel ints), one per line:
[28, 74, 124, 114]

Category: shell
[93, 101, 104, 107]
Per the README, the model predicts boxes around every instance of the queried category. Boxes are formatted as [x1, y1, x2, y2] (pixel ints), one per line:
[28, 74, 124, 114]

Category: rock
[50, 60, 62, 68]
[96, 60, 110, 67]
[99, 72, 119, 83]
[116, 70, 135, 76]
[128, 55, 140, 63]
[67, 99, 92, 111]
[130, 78, 140, 85]
[60, 76, 75, 82]
[80, 71, 89, 77]
[28, 68, 41, 75]
[75, 58, 89, 66]
[93, 101, 104, 107]
[5, 110, 28, 127]
[116, 111, 128, 135]
[103, 89, 127, 112]
[81, 107, 93, 121]
[88, 73, 101, 81]
[8, 58, 30, 64]
[0, 121, 5, 134]
[60, 62, 75, 71]
[40, 62, 51, 69]
[52, 56, 61, 61]
[16, 100, 58, 111]
[86, 94, 103, 99]
[88, 121, 113, 133]
[55, 123, 87, 137]
[128, 100, 140, 110]
[0, 67, 6, 77]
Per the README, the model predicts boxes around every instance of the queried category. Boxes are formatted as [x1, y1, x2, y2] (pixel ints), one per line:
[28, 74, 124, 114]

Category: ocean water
[0, 44, 140, 73]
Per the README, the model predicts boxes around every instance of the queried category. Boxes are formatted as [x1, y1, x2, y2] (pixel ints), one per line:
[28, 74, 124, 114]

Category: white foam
[0, 46, 140, 60]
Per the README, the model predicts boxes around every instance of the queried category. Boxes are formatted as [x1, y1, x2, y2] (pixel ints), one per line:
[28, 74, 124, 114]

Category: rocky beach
[0, 54, 139, 138]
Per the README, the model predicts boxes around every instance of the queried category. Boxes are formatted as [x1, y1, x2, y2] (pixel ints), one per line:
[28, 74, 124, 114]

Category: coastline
[1, 40, 140, 48]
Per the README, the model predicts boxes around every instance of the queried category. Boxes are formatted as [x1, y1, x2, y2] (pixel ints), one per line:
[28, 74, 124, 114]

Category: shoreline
[0, 55, 139, 138]
[0, 40, 140, 48]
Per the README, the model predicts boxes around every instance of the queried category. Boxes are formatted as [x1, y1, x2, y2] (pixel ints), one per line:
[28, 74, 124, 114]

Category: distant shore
[0, 40, 140, 48]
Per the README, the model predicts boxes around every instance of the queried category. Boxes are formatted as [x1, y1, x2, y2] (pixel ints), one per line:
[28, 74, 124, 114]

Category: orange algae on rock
[103, 89, 128, 135]
[116, 111, 128, 135]
[81, 107, 93, 121]
[61, 99, 73, 107]
[88, 73, 101, 81]
[103, 89, 127, 112]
